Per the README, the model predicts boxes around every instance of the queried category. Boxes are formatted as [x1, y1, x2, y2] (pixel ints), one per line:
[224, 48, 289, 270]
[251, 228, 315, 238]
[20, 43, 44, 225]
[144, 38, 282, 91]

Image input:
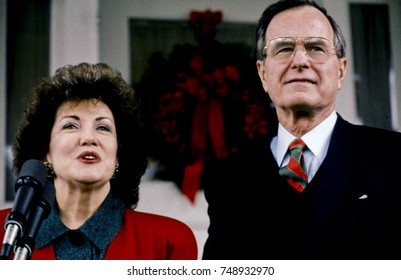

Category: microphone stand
[0, 224, 19, 259]
[13, 246, 30, 260]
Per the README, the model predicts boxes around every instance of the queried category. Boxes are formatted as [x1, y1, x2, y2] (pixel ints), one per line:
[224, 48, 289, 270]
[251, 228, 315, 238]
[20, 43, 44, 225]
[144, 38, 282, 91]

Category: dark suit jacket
[202, 114, 401, 259]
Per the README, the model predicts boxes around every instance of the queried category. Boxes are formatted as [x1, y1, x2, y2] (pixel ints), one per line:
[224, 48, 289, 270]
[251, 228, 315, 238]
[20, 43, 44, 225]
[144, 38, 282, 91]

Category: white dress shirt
[270, 111, 337, 182]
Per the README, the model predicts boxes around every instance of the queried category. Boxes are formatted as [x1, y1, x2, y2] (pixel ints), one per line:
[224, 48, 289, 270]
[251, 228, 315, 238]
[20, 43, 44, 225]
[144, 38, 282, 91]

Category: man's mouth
[287, 79, 315, 84]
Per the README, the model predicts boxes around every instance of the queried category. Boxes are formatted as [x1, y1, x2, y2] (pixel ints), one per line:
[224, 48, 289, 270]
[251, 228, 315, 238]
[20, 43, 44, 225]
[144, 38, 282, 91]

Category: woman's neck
[55, 182, 110, 229]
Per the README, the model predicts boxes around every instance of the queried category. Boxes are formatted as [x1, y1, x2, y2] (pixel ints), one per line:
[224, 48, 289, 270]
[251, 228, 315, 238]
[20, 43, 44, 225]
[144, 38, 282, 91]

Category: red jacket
[0, 208, 198, 260]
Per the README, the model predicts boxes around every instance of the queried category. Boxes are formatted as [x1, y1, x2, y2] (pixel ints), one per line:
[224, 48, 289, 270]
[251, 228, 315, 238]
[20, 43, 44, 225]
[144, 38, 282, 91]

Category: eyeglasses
[264, 37, 337, 63]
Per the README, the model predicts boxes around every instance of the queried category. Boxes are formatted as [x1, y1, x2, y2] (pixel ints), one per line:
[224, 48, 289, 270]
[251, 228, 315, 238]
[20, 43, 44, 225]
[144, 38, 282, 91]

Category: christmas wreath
[136, 10, 276, 202]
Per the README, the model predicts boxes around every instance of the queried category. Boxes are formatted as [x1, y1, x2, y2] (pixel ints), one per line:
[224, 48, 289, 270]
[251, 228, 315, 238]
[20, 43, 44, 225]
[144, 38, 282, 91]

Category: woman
[0, 62, 197, 259]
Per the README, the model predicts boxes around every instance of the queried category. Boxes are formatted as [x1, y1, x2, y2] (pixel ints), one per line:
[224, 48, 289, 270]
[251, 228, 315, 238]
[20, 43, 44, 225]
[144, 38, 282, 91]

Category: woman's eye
[97, 125, 111, 132]
[62, 123, 78, 129]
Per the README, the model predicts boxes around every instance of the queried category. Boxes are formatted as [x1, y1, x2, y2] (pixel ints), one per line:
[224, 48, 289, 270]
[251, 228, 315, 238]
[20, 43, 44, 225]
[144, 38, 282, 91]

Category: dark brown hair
[12, 62, 147, 208]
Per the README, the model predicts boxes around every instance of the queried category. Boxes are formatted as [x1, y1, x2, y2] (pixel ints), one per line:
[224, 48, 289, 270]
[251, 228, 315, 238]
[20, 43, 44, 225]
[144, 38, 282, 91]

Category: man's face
[256, 6, 347, 117]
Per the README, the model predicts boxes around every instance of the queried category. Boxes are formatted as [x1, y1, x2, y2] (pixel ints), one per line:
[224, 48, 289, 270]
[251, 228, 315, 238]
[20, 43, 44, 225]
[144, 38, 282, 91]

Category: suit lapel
[308, 115, 367, 240]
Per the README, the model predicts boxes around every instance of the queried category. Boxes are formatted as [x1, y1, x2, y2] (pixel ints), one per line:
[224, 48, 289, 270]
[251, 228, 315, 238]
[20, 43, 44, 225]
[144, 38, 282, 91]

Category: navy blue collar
[36, 191, 125, 253]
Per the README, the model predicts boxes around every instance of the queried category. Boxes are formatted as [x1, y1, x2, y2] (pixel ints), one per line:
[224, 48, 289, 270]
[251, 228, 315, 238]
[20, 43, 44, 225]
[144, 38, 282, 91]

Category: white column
[50, 0, 99, 73]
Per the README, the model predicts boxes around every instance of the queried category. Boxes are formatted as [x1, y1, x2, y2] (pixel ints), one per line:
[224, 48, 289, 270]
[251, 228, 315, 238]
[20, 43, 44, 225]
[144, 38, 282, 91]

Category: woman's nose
[80, 130, 98, 146]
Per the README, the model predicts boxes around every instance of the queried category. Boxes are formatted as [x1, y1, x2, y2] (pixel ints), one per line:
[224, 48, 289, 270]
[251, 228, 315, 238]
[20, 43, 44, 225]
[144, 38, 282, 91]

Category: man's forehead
[265, 6, 333, 41]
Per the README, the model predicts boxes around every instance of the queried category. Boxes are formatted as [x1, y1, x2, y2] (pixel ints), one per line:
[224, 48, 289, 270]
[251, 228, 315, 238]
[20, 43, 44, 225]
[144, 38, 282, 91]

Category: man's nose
[291, 44, 310, 66]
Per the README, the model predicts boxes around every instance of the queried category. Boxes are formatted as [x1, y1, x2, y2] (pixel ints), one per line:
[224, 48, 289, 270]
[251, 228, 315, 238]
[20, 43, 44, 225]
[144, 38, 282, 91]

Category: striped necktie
[279, 138, 308, 192]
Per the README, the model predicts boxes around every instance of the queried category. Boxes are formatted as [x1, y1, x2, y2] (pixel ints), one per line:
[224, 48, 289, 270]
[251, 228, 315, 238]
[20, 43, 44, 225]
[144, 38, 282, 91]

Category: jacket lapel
[308, 115, 367, 240]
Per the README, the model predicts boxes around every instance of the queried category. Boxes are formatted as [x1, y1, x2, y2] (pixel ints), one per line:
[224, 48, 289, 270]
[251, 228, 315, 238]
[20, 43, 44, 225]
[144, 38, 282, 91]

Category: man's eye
[277, 46, 294, 53]
[306, 45, 325, 52]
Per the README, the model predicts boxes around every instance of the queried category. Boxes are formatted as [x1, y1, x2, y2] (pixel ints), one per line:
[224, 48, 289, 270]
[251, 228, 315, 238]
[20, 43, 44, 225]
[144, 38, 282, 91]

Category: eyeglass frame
[263, 36, 338, 62]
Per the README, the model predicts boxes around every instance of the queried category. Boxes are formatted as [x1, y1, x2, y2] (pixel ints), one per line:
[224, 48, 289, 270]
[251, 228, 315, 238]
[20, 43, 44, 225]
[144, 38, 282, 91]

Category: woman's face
[46, 99, 118, 190]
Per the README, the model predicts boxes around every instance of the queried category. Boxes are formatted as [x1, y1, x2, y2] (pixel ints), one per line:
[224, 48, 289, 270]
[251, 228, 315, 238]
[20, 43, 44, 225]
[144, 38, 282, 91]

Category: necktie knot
[279, 138, 308, 192]
[289, 138, 306, 151]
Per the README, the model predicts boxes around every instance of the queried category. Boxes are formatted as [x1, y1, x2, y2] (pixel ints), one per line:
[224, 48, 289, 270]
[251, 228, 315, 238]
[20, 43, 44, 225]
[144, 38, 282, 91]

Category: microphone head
[15, 159, 48, 192]
[1, 160, 50, 259]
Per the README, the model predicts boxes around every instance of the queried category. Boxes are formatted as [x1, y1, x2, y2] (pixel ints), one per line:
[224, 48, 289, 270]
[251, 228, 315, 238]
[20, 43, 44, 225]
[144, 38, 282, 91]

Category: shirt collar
[275, 111, 337, 165]
[36, 191, 125, 252]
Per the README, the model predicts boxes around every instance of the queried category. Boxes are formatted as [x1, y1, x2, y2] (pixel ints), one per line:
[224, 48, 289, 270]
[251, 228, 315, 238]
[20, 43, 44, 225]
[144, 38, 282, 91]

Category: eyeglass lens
[266, 37, 334, 62]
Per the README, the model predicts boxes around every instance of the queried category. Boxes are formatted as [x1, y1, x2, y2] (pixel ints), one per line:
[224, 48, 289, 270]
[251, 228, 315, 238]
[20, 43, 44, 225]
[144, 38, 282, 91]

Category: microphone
[1, 159, 48, 259]
[14, 180, 55, 260]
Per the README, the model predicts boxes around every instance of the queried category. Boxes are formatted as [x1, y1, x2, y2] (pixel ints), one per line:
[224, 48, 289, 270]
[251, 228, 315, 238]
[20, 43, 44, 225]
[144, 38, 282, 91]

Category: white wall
[50, 0, 99, 73]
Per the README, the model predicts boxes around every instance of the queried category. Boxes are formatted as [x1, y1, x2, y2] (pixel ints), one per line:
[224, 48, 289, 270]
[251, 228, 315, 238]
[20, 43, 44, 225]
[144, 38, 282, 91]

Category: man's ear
[256, 60, 269, 92]
[337, 57, 348, 90]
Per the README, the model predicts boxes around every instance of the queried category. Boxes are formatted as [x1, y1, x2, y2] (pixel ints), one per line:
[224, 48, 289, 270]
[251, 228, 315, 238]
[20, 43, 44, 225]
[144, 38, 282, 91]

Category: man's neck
[276, 108, 335, 137]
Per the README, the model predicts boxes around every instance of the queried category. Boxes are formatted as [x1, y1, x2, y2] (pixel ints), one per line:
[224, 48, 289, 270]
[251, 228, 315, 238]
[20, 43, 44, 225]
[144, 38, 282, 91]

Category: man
[202, 0, 401, 260]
